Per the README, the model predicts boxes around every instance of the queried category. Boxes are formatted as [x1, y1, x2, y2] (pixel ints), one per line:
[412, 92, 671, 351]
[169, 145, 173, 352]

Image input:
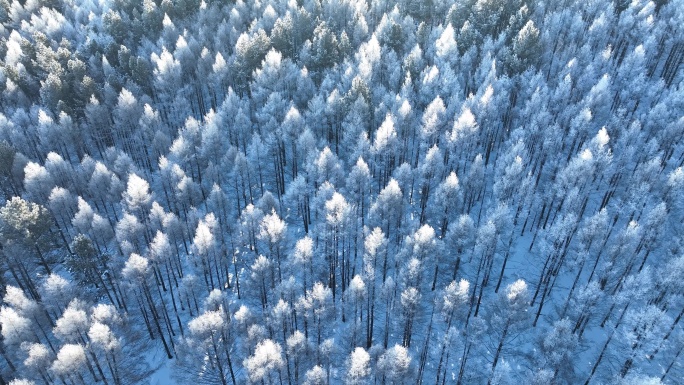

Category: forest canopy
[0, 0, 683, 384]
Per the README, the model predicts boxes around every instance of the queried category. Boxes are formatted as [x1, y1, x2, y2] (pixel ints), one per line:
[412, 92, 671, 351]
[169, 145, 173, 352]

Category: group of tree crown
[0, 0, 683, 384]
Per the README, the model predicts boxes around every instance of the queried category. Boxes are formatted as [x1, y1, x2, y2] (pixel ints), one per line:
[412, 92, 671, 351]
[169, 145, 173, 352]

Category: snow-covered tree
[259, 209, 287, 284]
[244, 339, 284, 384]
[377, 344, 412, 384]
[182, 308, 237, 385]
[346, 347, 370, 385]
[488, 279, 530, 381]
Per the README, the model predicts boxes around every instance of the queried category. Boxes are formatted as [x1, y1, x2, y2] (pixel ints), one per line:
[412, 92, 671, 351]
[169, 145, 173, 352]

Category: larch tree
[183, 308, 237, 385]
[488, 279, 530, 384]
[417, 144, 444, 224]
[434, 283, 468, 384]
[39, 273, 73, 319]
[50, 344, 88, 385]
[346, 347, 371, 385]
[431, 171, 462, 236]
[53, 299, 112, 383]
[151, 46, 183, 124]
[22, 342, 52, 384]
[87, 162, 122, 220]
[48, 186, 76, 238]
[370, 179, 403, 246]
[258, 209, 287, 286]
[347, 275, 367, 347]
[244, 339, 284, 385]
[0, 300, 34, 349]
[362, 226, 387, 348]
[533, 318, 579, 385]
[115, 212, 145, 256]
[618, 304, 671, 378]
[303, 282, 333, 346]
[400, 286, 420, 348]
[372, 113, 399, 190]
[72, 197, 94, 235]
[470, 220, 497, 320]
[419, 96, 446, 156]
[347, 157, 371, 226]
[323, 191, 350, 301]
[292, 236, 315, 295]
[310, 146, 344, 190]
[303, 365, 328, 385]
[376, 344, 412, 385]
[191, 214, 220, 291]
[445, 214, 476, 280]
[121, 253, 174, 359]
[87, 321, 122, 385]
[250, 255, 273, 310]
[122, 173, 152, 221]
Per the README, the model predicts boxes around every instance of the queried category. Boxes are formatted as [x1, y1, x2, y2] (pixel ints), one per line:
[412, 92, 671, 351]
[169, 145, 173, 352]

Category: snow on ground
[146, 346, 178, 385]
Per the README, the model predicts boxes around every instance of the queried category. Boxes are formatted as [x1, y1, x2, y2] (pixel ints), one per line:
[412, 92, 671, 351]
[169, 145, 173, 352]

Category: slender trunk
[34, 244, 52, 275]
[465, 257, 484, 329]
[562, 258, 586, 318]
[488, 320, 510, 385]
[456, 341, 470, 385]
[143, 285, 173, 359]
[366, 283, 375, 348]
[88, 348, 109, 385]
[533, 272, 551, 327]
[212, 339, 228, 385]
[661, 343, 683, 382]
[417, 308, 434, 384]
[584, 303, 629, 385]
[166, 262, 184, 336]
[136, 293, 154, 339]
[494, 250, 510, 293]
